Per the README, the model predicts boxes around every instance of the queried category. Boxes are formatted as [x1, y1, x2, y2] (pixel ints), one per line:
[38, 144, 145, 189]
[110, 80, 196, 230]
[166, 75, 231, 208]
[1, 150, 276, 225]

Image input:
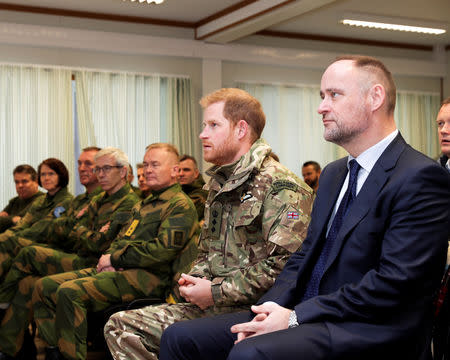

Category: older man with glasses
[0, 147, 140, 360]
[32, 143, 200, 360]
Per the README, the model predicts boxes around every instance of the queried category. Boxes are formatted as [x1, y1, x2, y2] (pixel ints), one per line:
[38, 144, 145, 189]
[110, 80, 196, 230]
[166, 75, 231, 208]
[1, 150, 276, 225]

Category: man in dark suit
[438, 96, 450, 172]
[158, 55, 450, 360]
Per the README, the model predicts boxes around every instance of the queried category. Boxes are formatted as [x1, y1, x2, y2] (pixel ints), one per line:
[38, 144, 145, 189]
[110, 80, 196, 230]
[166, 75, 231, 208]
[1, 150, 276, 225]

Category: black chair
[432, 266, 450, 360]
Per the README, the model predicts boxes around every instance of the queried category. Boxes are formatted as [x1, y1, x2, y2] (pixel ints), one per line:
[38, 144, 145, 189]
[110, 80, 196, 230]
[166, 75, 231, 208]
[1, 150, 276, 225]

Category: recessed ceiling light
[123, 0, 165, 4]
[341, 19, 446, 35]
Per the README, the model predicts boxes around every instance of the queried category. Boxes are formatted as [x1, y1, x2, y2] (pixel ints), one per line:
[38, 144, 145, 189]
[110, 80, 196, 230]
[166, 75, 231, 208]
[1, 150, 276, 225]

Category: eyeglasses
[93, 165, 123, 174]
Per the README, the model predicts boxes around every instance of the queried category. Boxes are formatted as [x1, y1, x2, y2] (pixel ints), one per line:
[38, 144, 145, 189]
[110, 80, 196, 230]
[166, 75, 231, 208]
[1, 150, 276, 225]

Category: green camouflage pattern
[103, 139, 314, 360]
[105, 302, 250, 360]
[0, 184, 139, 357]
[0, 187, 73, 279]
[52, 183, 139, 256]
[181, 175, 208, 221]
[192, 138, 313, 306]
[0, 191, 45, 232]
[32, 183, 199, 360]
[45, 187, 103, 249]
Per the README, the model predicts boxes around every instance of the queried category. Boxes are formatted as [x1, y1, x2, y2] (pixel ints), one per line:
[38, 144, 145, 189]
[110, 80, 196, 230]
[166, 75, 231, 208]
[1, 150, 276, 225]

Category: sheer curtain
[395, 91, 441, 159]
[0, 65, 73, 206]
[75, 71, 197, 170]
[165, 77, 200, 158]
[237, 82, 441, 177]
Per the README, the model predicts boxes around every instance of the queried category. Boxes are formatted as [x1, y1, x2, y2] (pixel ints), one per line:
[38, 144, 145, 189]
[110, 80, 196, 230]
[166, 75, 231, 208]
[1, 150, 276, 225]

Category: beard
[323, 106, 370, 146]
[203, 135, 239, 166]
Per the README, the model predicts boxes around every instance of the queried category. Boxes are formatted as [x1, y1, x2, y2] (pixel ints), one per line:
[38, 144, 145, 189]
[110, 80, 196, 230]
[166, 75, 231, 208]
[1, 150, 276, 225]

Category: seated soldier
[69, 146, 103, 216]
[0, 147, 140, 359]
[0, 158, 73, 280]
[136, 162, 151, 199]
[0, 164, 44, 233]
[32, 143, 200, 360]
[177, 155, 208, 221]
[104, 88, 314, 360]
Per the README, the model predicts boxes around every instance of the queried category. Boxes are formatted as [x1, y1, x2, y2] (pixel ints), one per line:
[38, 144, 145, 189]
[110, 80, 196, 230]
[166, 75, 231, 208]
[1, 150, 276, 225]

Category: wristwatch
[288, 310, 299, 328]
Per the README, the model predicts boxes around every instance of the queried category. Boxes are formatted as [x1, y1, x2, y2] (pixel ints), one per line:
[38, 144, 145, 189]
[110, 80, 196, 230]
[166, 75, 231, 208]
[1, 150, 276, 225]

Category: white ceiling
[0, 0, 448, 48]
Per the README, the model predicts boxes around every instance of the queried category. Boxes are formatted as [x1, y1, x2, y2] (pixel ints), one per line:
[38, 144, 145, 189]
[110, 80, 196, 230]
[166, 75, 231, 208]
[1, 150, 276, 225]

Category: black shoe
[45, 347, 64, 360]
[0, 351, 14, 360]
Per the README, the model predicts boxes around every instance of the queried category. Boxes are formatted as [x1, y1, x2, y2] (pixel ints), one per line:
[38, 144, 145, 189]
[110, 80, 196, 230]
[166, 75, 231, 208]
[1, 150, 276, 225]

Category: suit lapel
[302, 158, 348, 268]
[323, 134, 407, 272]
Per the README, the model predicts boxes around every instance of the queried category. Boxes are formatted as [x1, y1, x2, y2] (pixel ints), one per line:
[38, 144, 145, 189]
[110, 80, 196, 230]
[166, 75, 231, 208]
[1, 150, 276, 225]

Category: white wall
[0, 15, 447, 178]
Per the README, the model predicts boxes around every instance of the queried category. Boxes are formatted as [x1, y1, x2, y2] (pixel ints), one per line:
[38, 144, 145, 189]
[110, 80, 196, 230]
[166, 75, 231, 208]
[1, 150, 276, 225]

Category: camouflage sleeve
[10, 197, 44, 232]
[12, 195, 73, 242]
[211, 185, 314, 306]
[2, 198, 14, 214]
[109, 199, 198, 270]
[187, 229, 212, 278]
[189, 189, 208, 221]
[69, 197, 138, 255]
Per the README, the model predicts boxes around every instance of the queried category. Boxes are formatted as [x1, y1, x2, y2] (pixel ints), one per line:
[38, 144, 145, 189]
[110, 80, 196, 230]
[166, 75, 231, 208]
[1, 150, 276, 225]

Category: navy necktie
[302, 159, 361, 301]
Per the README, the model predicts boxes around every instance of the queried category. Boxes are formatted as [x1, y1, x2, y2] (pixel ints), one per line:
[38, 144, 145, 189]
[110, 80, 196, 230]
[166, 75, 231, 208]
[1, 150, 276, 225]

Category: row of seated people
[0, 144, 213, 360]
[0, 77, 448, 360]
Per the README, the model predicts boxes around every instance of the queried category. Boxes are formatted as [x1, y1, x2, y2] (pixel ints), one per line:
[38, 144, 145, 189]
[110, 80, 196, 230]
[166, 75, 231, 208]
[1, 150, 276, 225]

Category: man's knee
[160, 321, 197, 357]
[228, 340, 264, 360]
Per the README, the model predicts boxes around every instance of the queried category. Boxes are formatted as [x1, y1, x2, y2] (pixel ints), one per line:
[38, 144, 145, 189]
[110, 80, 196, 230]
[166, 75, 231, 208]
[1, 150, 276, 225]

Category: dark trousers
[160, 310, 331, 360]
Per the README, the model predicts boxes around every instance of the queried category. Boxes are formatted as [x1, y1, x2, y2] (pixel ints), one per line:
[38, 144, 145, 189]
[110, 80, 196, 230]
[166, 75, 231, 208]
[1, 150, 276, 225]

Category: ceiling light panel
[122, 0, 165, 4]
[341, 19, 446, 35]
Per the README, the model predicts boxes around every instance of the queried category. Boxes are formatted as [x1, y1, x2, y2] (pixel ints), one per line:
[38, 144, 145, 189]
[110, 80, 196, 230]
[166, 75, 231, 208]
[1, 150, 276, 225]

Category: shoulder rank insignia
[124, 219, 139, 237]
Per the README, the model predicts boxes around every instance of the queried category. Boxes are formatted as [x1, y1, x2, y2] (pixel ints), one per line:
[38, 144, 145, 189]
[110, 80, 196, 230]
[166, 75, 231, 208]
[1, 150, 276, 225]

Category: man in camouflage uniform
[0, 164, 44, 233]
[0, 148, 102, 282]
[32, 143, 199, 360]
[0, 159, 74, 281]
[0, 147, 140, 359]
[104, 88, 314, 360]
[177, 154, 208, 222]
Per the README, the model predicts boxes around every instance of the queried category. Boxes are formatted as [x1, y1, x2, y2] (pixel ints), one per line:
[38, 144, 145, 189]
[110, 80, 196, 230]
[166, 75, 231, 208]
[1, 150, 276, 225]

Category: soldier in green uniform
[136, 163, 151, 199]
[104, 88, 314, 360]
[177, 155, 208, 222]
[32, 143, 199, 360]
[0, 147, 140, 359]
[0, 164, 44, 233]
[67, 147, 103, 217]
[0, 158, 73, 280]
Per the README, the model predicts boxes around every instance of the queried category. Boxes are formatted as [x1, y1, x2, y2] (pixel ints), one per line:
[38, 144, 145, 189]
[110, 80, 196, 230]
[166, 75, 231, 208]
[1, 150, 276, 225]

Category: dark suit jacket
[258, 134, 450, 359]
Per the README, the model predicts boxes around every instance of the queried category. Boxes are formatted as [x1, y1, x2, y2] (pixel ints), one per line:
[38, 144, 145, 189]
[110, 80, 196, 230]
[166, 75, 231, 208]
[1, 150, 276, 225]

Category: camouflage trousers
[0, 245, 94, 357]
[0, 230, 34, 280]
[104, 302, 250, 360]
[32, 267, 167, 360]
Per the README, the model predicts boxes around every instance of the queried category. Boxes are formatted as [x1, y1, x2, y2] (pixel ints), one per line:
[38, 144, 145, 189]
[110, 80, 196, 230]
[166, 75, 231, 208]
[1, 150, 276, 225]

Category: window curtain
[75, 71, 197, 171]
[0, 65, 73, 206]
[237, 82, 441, 177]
[395, 91, 441, 159]
[165, 77, 200, 159]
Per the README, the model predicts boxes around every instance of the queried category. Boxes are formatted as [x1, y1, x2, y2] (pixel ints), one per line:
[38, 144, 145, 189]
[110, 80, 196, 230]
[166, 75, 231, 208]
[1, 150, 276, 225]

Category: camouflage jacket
[181, 175, 208, 221]
[108, 183, 200, 299]
[68, 187, 103, 217]
[189, 139, 314, 307]
[6, 187, 73, 242]
[51, 184, 140, 258]
[0, 191, 44, 233]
